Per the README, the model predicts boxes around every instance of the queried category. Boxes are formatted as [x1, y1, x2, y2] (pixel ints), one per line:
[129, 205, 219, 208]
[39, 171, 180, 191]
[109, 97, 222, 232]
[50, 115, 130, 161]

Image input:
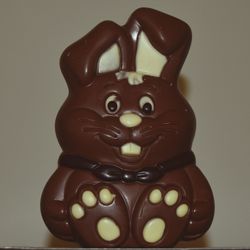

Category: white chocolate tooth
[82, 190, 97, 207]
[176, 203, 189, 217]
[121, 142, 141, 156]
[143, 218, 166, 243]
[97, 217, 120, 241]
[99, 188, 115, 205]
[71, 203, 85, 219]
[164, 190, 179, 206]
[149, 189, 162, 204]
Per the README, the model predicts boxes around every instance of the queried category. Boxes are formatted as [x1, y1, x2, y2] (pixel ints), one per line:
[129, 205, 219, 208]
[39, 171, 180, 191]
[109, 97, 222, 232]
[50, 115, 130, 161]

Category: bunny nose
[119, 112, 142, 128]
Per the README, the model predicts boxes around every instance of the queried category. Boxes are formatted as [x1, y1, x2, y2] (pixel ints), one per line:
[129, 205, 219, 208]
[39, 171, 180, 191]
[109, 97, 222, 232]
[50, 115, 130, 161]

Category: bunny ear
[125, 8, 192, 84]
[60, 21, 130, 89]
[97, 43, 120, 74]
[136, 31, 167, 77]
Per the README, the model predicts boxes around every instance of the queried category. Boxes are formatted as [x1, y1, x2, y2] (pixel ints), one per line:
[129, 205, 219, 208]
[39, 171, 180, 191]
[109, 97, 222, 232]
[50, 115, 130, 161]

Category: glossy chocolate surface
[41, 8, 214, 247]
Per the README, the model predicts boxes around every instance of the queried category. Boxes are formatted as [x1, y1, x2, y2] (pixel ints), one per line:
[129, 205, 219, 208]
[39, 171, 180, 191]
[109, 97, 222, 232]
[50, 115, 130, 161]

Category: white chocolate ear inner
[98, 43, 120, 74]
[136, 31, 167, 77]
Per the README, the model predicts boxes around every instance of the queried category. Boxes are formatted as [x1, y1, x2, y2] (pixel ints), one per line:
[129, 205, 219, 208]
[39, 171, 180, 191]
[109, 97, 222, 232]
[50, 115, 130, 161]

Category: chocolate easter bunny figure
[41, 8, 214, 247]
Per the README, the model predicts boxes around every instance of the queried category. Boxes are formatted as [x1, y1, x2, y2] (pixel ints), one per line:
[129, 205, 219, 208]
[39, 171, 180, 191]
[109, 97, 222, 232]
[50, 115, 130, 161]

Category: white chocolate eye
[105, 95, 121, 114]
[139, 96, 154, 115]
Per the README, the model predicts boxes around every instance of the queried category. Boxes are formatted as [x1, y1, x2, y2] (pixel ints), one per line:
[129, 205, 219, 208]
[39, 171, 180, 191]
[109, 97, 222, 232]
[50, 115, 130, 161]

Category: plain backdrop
[0, 0, 250, 247]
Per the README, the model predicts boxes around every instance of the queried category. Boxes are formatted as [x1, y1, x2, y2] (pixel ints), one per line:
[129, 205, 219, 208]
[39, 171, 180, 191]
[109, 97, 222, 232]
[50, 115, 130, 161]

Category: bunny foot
[132, 185, 190, 247]
[68, 184, 129, 247]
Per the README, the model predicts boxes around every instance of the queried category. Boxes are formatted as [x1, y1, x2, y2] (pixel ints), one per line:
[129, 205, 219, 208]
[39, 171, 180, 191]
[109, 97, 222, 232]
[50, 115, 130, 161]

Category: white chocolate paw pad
[69, 185, 128, 246]
[133, 186, 190, 246]
[97, 217, 120, 241]
[143, 218, 166, 243]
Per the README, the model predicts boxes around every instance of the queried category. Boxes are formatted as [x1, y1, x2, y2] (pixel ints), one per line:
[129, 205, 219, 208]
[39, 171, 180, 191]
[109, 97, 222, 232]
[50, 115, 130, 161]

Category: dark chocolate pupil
[142, 103, 153, 114]
[108, 101, 118, 112]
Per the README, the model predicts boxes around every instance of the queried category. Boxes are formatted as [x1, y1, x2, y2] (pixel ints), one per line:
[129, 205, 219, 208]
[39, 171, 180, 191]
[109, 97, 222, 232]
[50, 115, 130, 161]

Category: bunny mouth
[99, 134, 160, 163]
[114, 141, 150, 164]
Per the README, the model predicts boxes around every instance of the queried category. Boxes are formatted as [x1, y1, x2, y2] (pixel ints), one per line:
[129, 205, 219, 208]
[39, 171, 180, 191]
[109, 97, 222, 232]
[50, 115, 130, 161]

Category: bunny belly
[64, 167, 192, 247]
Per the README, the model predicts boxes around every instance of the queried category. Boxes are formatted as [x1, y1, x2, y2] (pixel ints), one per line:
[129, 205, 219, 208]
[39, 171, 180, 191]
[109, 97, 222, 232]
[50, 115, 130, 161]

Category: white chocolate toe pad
[82, 190, 97, 207]
[164, 189, 179, 206]
[176, 203, 189, 217]
[71, 203, 85, 219]
[149, 189, 162, 204]
[99, 188, 115, 205]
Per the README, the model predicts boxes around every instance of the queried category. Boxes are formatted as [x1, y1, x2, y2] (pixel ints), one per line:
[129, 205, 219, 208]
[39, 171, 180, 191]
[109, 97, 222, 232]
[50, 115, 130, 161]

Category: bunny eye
[105, 95, 121, 114]
[139, 96, 154, 115]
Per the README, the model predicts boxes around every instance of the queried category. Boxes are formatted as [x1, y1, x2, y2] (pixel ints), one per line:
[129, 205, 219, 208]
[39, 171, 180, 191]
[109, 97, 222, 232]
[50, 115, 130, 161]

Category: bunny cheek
[141, 116, 195, 168]
[55, 106, 118, 164]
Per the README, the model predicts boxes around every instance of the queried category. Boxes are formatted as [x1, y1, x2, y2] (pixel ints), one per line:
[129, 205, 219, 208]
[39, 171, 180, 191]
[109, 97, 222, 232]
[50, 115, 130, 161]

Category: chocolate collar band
[58, 151, 195, 183]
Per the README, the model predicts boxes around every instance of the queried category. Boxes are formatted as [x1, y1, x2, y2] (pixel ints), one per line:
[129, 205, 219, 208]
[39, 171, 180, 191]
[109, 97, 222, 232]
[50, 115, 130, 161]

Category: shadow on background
[47, 233, 210, 248]
[178, 74, 191, 99]
[47, 235, 79, 248]
[176, 235, 210, 247]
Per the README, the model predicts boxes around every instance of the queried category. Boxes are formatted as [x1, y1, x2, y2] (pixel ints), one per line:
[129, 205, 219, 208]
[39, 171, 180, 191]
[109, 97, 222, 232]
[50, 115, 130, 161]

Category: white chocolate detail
[71, 203, 85, 219]
[136, 31, 167, 77]
[97, 217, 120, 241]
[149, 189, 162, 204]
[164, 190, 179, 206]
[99, 188, 115, 205]
[115, 71, 144, 85]
[119, 112, 142, 128]
[143, 218, 166, 243]
[121, 142, 141, 156]
[81, 190, 97, 207]
[176, 203, 189, 217]
[98, 43, 120, 73]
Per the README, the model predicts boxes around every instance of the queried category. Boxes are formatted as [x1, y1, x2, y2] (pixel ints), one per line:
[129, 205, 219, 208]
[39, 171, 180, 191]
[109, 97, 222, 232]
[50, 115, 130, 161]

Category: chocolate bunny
[41, 8, 214, 247]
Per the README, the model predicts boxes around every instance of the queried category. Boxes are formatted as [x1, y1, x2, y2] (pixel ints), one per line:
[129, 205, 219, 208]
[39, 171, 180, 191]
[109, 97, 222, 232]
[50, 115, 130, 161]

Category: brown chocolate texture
[41, 8, 214, 247]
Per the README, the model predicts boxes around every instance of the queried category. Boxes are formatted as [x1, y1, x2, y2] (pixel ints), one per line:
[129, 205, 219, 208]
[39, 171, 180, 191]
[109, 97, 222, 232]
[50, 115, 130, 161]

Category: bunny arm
[183, 164, 214, 240]
[41, 166, 75, 241]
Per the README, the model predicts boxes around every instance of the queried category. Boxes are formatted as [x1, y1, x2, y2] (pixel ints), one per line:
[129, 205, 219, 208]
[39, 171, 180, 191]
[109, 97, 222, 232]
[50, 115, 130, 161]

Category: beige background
[0, 0, 250, 247]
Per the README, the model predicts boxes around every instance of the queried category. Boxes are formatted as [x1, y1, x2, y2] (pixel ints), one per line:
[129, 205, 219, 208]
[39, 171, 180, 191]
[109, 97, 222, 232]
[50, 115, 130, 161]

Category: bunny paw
[133, 185, 190, 246]
[69, 184, 129, 247]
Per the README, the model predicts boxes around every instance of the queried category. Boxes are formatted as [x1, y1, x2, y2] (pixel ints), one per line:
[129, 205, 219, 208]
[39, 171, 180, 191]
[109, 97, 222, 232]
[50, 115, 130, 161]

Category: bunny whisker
[81, 126, 119, 138]
[104, 124, 121, 135]
[78, 117, 97, 123]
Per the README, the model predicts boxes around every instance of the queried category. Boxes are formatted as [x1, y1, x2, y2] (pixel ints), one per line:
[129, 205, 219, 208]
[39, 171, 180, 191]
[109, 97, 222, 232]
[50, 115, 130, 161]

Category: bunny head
[56, 8, 195, 171]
